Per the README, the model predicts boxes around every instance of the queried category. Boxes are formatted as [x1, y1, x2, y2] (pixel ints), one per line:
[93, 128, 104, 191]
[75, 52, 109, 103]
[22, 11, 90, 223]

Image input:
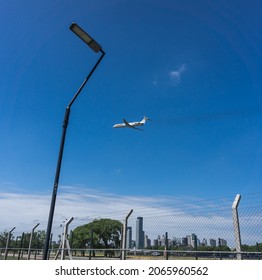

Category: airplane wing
[123, 119, 143, 130]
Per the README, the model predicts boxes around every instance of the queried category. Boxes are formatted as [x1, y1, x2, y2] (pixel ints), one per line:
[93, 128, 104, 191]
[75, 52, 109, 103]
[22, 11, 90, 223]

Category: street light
[43, 22, 105, 260]
[70, 23, 102, 53]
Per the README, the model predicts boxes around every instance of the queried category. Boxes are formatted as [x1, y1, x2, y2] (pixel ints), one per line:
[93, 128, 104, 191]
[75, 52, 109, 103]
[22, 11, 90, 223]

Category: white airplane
[113, 116, 151, 130]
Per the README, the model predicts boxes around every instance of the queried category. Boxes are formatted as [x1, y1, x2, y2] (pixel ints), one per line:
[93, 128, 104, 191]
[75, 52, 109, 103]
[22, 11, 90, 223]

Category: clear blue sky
[1, 0, 262, 231]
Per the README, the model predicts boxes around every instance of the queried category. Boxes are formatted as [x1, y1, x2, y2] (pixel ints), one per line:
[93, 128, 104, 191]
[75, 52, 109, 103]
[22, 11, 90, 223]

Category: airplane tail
[141, 116, 151, 124]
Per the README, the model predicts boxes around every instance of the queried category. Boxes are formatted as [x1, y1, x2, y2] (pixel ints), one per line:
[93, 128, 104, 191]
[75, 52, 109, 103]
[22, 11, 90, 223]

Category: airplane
[113, 116, 151, 130]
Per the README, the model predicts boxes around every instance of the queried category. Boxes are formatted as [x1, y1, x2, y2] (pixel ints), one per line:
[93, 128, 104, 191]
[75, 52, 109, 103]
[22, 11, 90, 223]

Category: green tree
[0, 231, 9, 248]
[241, 243, 262, 252]
[11, 231, 46, 250]
[72, 218, 122, 256]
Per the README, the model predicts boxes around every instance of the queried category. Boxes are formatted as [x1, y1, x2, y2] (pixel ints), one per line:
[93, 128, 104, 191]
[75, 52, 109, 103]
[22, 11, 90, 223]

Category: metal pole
[4, 227, 15, 260]
[17, 233, 24, 260]
[89, 229, 94, 260]
[121, 209, 133, 260]
[165, 232, 169, 260]
[43, 49, 105, 260]
[61, 217, 74, 260]
[218, 238, 222, 260]
[65, 239, 73, 260]
[46, 233, 53, 260]
[68, 50, 105, 108]
[232, 194, 242, 260]
[194, 235, 198, 260]
[43, 107, 70, 260]
[27, 223, 40, 260]
[13, 236, 19, 258]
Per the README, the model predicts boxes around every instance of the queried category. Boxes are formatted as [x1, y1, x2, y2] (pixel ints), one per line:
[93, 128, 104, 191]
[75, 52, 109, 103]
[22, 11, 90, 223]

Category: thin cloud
[152, 64, 186, 87]
[0, 186, 260, 246]
[0, 186, 231, 243]
[0, 186, 173, 236]
[114, 168, 122, 174]
[170, 64, 186, 85]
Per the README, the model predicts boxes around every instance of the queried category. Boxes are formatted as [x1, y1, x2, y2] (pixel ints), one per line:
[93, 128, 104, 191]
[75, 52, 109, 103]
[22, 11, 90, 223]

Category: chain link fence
[1, 192, 261, 260]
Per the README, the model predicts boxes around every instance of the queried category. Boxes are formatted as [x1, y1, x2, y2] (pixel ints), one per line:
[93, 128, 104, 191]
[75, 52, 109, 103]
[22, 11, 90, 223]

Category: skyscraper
[136, 217, 144, 249]
[210, 239, 216, 247]
[127, 226, 132, 249]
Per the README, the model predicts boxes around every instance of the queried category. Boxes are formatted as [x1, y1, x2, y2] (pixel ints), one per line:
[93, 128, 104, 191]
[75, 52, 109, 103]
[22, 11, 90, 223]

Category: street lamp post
[43, 23, 105, 260]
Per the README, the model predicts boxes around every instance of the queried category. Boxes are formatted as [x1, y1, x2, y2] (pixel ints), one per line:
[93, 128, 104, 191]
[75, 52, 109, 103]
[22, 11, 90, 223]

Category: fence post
[4, 227, 15, 260]
[89, 228, 94, 260]
[61, 217, 74, 260]
[13, 236, 19, 258]
[232, 194, 242, 260]
[218, 238, 222, 260]
[27, 223, 40, 260]
[17, 233, 24, 260]
[121, 209, 133, 260]
[165, 232, 169, 260]
[194, 234, 198, 260]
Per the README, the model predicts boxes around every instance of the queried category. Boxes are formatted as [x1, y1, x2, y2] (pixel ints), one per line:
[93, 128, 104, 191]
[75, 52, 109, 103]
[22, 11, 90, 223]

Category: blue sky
[1, 0, 262, 235]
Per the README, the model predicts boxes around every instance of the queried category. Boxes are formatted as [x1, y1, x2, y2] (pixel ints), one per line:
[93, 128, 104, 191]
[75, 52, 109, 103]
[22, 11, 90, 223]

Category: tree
[72, 218, 122, 257]
[0, 231, 10, 248]
[241, 243, 262, 252]
[12, 231, 46, 249]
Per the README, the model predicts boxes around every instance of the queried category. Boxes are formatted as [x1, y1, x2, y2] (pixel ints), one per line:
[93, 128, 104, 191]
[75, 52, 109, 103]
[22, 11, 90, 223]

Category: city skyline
[127, 217, 229, 250]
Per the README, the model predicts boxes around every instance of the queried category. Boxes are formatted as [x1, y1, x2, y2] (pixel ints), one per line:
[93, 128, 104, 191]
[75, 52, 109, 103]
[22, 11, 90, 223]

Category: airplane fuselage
[113, 116, 150, 130]
[113, 121, 144, 128]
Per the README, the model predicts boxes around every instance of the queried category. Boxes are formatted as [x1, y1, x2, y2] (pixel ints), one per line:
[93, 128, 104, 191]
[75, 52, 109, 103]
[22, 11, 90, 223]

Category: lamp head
[70, 22, 102, 53]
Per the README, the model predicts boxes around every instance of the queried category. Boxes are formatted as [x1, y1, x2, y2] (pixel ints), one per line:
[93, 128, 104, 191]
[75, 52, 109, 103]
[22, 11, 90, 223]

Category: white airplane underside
[113, 116, 150, 130]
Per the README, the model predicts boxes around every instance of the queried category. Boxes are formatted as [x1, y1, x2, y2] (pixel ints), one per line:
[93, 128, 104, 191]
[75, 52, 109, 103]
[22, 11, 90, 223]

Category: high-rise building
[210, 239, 216, 247]
[218, 238, 227, 247]
[136, 217, 144, 249]
[191, 234, 198, 248]
[201, 238, 208, 247]
[144, 234, 151, 248]
[186, 234, 197, 248]
[182, 237, 188, 247]
[173, 237, 181, 246]
[127, 226, 132, 249]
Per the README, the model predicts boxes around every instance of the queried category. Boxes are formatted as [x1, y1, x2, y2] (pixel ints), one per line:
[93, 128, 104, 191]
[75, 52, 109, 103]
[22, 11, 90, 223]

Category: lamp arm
[68, 50, 105, 108]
